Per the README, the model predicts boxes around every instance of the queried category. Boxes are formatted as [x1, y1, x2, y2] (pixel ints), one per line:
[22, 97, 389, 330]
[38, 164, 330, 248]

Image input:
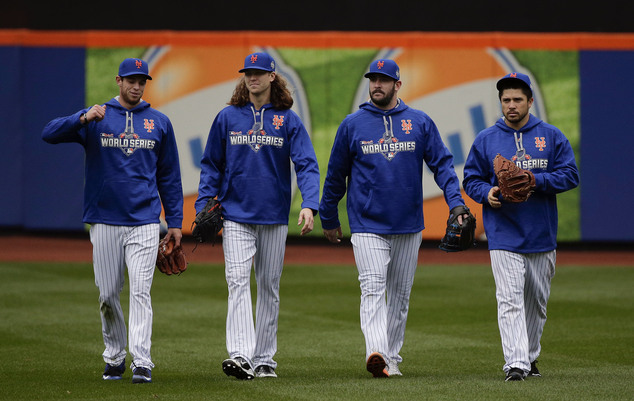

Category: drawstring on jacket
[250, 106, 265, 133]
[514, 131, 526, 160]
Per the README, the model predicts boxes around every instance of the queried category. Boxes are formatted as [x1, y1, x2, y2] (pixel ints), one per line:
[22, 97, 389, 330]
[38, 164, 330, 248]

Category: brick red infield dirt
[1, 234, 632, 266]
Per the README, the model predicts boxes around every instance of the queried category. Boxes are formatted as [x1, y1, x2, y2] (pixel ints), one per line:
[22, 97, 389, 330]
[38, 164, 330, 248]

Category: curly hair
[229, 73, 294, 110]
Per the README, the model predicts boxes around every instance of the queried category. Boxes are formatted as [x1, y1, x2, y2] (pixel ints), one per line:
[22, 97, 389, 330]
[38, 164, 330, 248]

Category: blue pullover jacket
[196, 103, 320, 224]
[42, 97, 184, 228]
[463, 114, 579, 252]
[319, 100, 465, 235]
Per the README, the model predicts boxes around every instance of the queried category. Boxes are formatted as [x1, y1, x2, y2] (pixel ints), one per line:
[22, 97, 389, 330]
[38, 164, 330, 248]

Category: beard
[504, 109, 529, 124]
[370, 86, 396, 107]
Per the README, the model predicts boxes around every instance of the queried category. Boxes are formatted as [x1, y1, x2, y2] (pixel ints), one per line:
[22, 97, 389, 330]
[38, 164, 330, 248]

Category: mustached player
[42, 58, 184, 384]
[319, 59, 469, 378]
[196, 52, 320, 379]
[463, 72, 579, 381]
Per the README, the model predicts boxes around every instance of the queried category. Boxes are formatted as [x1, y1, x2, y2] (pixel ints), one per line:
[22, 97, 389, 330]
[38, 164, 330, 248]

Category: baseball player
[462, 72, 579, 381]
[42, 58, 184, 384]
[195, 52, 320, 380]
[319, 59, 469, 378]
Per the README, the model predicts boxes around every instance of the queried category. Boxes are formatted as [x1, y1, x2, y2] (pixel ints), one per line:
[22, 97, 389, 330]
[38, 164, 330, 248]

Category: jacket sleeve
[421, 117, 465, 210]
[462, 138, 495, 205]
[196, 111, 226, 213]
[41, 110, 88, 145]
[319, 121, 351, 230]
[289, 114, 320, 213]
[156, 117, 184, 229]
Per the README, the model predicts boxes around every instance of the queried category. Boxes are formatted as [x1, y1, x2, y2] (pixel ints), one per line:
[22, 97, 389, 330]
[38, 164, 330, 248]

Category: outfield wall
[1, 31, 632, 241]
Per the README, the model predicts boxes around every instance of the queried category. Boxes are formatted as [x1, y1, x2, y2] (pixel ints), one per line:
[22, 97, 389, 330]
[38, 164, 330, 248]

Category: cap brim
[364, 72, 398, 80]
[238, 67, 273, 73]
[496, 77, 530, 91]
[120, 73, 152, 80]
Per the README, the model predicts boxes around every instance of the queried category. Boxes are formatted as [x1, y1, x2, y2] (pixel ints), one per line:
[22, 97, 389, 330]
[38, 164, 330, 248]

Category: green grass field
[1, 261, 632, 400]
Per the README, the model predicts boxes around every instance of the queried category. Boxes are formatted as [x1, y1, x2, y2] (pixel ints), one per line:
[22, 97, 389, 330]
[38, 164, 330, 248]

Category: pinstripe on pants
[490, 249, 556, 373]
[222, 220, 288, 369]
[90, 223, 159, 370]
[351, 232, 422, 364]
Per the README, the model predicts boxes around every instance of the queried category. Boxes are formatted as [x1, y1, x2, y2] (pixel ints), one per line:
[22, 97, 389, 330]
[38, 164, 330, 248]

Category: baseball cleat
[366, 352, 389, 378]
[102, 359, 126, 380]
[255, 365, 277, 378]
[528, 360, 541, 377]
[387, 363, 402, 377]
[505, 367, 524, 381]
[222, 357, 254, 380]
[131, 367, 152, 383]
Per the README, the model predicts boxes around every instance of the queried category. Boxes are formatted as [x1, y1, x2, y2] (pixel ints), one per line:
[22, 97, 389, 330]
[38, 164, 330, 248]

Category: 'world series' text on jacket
[41, 97, 184, 228]
[463, 114, 579, 253]
[319, 100, 465, 235]
[195, 103, 320, 224]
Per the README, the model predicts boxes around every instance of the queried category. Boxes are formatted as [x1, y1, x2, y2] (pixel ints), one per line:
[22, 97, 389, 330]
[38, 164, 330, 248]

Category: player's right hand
[323, 227, 343, 244]
[488, 186, 501, 208]
[87, 104, 106, 122]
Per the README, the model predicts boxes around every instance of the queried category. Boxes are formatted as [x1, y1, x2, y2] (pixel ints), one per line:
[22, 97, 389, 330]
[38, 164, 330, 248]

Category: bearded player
[319, 59, 469, 378]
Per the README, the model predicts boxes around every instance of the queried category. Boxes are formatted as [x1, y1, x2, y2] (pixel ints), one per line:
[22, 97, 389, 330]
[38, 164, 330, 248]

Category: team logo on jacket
[100, 132, 156, 156]
[360, 131, 415, 161]
[535, 137, 546, 151]
[401, 119, 412, 134]
[229, 128, 284, 153]
[272, 115, 284, 130]
[144, 119, 155, 133]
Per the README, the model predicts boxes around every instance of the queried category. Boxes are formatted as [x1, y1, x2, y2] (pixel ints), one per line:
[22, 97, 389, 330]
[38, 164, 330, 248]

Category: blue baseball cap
[496, 72, 532, 95]
[118, 58, 152, 80]
[239, 52, 276, 73]
[364, 59, 400, 80]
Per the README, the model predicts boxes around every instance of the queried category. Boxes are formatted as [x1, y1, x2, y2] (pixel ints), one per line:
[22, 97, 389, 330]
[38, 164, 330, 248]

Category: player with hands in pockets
[195, 52, 320, 380]
[462, 72, 579, 381]
[42, 58, 184, 384]
[319, 59, 469, 378]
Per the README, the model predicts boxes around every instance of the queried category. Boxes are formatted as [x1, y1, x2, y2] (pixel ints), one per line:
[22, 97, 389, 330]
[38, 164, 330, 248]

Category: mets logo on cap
[364, 59, 400, 80]
[239, 52, 276, 73]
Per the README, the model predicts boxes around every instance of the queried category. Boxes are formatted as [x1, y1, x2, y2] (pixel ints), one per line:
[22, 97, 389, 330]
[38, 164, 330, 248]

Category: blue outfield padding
[0, 47, 86, 231]
[580, 50, 634, 241]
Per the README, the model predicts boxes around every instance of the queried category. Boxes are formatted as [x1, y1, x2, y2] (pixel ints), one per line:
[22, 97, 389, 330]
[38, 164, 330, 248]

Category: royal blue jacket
[196, 103, 320, 224]
[463, 114, 579, 253]
[42, 97, 184, 228]
[319, 100, 465, 235]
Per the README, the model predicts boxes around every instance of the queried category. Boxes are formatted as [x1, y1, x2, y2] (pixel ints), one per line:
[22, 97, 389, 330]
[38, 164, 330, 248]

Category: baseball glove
[191, 198, 223, 245]
[493, 154, 536, 203]
[438, 205, 477, 252]
[156, 236, 187, 275]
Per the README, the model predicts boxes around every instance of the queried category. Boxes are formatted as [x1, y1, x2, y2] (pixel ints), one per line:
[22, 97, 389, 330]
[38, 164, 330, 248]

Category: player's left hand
[164, 227, 183, 247]
[298, 208, 314, 236]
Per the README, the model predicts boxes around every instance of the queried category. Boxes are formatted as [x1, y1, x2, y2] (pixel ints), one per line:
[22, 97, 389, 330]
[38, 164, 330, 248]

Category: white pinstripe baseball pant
[222, 220, 288, 369]
[490, 249, 556, 374]
[351, 232, 422, 365]
[90, 223, 159, 370]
